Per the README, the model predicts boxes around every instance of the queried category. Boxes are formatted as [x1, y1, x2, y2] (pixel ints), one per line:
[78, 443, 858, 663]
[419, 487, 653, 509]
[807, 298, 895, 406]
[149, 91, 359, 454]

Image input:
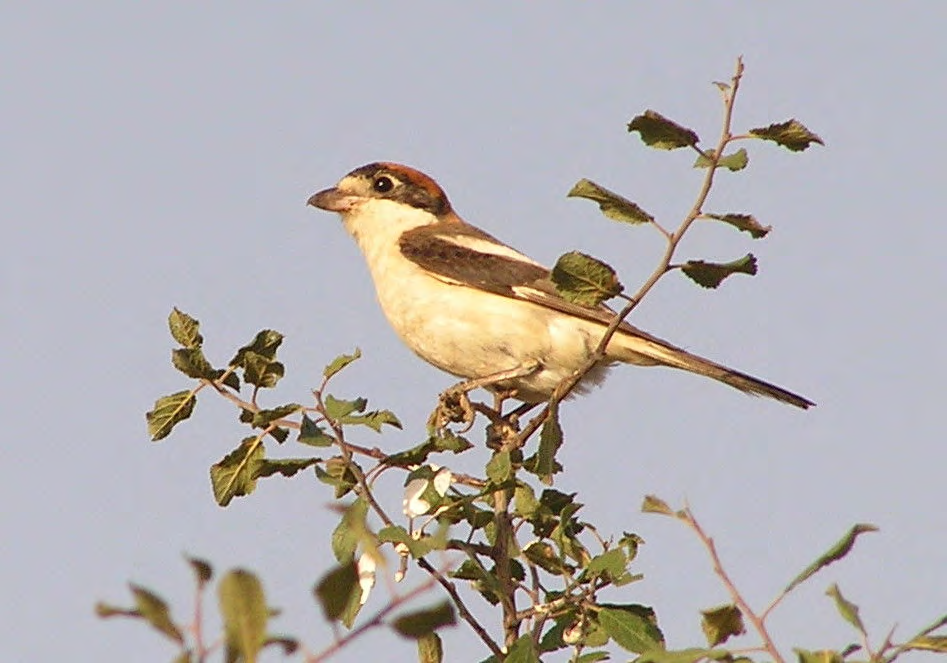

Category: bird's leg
[430, 361, 541, 433]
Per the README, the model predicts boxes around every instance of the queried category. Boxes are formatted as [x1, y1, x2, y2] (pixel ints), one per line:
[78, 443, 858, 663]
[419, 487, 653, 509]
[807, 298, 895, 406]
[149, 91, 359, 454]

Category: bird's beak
[307, 187, 358, 213]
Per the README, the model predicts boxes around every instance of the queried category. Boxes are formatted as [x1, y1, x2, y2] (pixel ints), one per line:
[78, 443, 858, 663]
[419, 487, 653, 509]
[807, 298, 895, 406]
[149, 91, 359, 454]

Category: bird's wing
[397, 224, 666, 342]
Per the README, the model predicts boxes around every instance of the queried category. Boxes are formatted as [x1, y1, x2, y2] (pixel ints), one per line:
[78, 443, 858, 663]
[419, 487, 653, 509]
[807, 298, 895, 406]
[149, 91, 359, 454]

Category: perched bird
[307, 162, 813, 409]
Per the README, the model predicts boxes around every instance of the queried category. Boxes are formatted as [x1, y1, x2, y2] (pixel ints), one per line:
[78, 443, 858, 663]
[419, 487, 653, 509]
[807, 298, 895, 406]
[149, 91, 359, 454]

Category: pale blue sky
[3, 3, 945, 661]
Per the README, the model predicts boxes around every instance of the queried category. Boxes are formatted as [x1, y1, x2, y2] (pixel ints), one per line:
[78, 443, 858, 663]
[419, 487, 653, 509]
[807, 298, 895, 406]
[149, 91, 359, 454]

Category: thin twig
[518, 57, 747, 446]
[682, 505, 784, 663]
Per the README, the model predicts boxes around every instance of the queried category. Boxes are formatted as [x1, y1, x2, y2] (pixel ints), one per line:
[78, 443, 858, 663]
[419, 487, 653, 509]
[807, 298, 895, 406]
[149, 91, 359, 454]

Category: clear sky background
[3, 3, 945, 662]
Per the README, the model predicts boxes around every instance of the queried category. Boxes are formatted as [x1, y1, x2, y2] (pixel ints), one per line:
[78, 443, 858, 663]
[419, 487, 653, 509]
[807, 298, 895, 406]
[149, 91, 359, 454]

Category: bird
[307, 162, 814, 410]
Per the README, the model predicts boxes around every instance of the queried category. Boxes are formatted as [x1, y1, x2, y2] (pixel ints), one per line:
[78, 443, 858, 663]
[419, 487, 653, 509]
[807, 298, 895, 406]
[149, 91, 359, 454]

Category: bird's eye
[373, 175, 395, 193]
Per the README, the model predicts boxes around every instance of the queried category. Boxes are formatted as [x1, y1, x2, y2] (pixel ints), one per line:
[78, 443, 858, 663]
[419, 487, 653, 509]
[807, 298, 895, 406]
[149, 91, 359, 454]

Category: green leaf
[314, 561, 360, 622]
[793, 648, 844, 663]
[169, 308, 203, 348]
[694, 148, 748, 172]
[825, 583, 866, 635]
[147, 390, 197, 441]
[315, 456, 360, 499]
[586, 548, 628, 582]
[254, 457, 319, 479]
[391, 601, 456, 638]
[636, 647, 731, 663]
[628, 110, 700, 149]
[904, 636, 947, 653]
[218, 569, 268, 663]
[378, 524, 437, 559]
[382, 439, 437, 467]
[700, 603, 745, 646]
[324, 394, 368, 420]
[598, 605, 663, 653]
[341, 409, 402, 432]
[332, 498, 368, 563]
[551, 251, 623, 307]
[513, 483, 540, 519]
[171, 347, 218, 380]
[704, 213, 771, 239]
[417, 632, 444, 663]
[523, 541, 569, 574]
[575, 652, 610, 663]
[251, 403, 303, 427]
[210, 438, 264, 507]
[532, 403, 563, 485]
[486, 450, 512, 484]
[221, 371, 240, 390]
[504, 634, 541, 663]
[750, 119, 825, 152]
[681, 254, 758, 289]
[567, 179, 655, 225]
[784, 523, 879, 594]
[432, 431, 474, 454]
[323, 348, 362, 380]
[94, 601, 138, 619]
[241, 351, 285, 389]
[641, 494, 676, 516]
[230, 329, 284, 365]
[185, 555, 213, 588]
[129, 584, 183, 644]
[298, 414, 334, 447]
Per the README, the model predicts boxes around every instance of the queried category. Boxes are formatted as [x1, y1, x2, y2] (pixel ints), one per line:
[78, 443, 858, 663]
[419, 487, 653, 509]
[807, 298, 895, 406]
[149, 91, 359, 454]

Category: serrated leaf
[298, 414, 333, 447]
[704, 213, 771, 239]
[315, 562, 360, 622]
[486, 450, 512, 484]
[701, 604, 745, 646]
[523, 541, 569, 574]
[750, 119, 824, 152]
[210, 438, 264, 507]
[267, 426, 289, 444]
[315, 456, 360, 499]
[793, 649, 844, 663]
[598, 605, 664, 653]
[504, 635, 540, 663]
[551, 251, 623, 306]
[171, 347, 218, 380]
[681, 254, 757, 289]
[694, 148, 748, 172]
[230, 329, 284, 365]
[219, 569, 268, 663]
[341, 409, 402, 432]
[324, 394, 368, 420]
[587, 548, 628, 581]
[382, 439, 437, 467]
[513, 484, 540, 519]
[391, 601, 456, 638]
[147, 390, 197, 441]
[241, 351, 285, 389]
[130, 584, 183, 644]
[531, 403, 563, 485]
[432, 431, 473, 454]
[254, 457, 319, 479]
[825, 584, 866, 635]
[784, 524, 878, 594]
[323, 348, 362, 380]
[567, 179, 655, 225]
[185, 555, 213, 588]
[332, 498, 368, 563]
[417, 632, 444, 663]
[251, 403, 303, 427]
[641, 495, 675, 516]
[628, 110, 700, 149]
[169, 308, 203, 348]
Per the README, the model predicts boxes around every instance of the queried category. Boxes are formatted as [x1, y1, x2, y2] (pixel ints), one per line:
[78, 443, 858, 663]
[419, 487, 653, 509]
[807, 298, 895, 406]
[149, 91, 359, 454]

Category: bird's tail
[608, 328, 815, 409]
